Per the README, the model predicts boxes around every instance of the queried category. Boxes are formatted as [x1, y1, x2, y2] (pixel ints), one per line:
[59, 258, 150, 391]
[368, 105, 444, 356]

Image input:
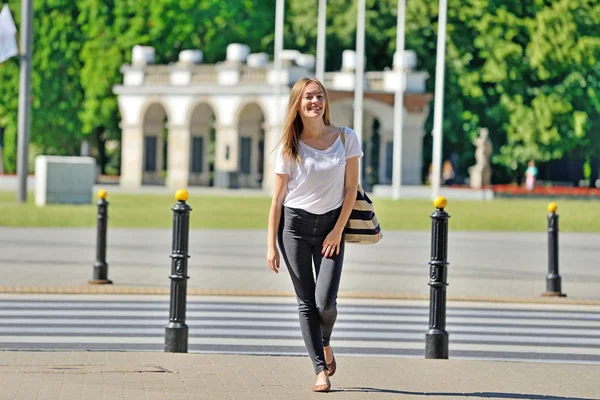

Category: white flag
[0, 4, 19, 63]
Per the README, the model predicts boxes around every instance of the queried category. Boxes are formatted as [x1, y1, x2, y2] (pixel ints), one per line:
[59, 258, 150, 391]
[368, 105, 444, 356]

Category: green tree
[285, 0, 479, 177]
[78, 0, 276, 173]
[289, 0, 600, 182]
[147, 0, 276, 64]
[497, 0, 600, 172]
[286, 0, 397, 72]
[405, 0, 600, 182]
[0, 0, 83, 173]
[3, 0, 599, 183]
[0, 1, 20, 172]
[78, 0, 151, 174]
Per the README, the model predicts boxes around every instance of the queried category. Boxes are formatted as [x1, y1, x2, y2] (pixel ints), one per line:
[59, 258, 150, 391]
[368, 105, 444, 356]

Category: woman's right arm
[267, 173, 289, 274]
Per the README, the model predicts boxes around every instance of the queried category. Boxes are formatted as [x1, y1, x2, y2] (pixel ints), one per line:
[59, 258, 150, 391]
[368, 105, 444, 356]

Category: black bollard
[165, 189, 192, 353]
[425, 196, 450, 359]
[542, 203, 566, 297]
[89, 190, 112, 285]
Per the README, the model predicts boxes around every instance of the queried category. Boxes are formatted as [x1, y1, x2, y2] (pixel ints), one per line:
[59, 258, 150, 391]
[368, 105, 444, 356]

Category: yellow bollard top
[433, 196, 447, 209]
[175, 189, 189, 202]
[97, 189, 108, 200]
[547, 202, 558, 213]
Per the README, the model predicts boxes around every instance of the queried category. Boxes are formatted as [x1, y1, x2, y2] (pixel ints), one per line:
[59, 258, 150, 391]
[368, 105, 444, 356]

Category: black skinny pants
[278, 206, 345, 374]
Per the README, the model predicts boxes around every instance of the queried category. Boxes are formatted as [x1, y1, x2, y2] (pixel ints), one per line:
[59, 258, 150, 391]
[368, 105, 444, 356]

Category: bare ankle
[316, 371, 329, 380]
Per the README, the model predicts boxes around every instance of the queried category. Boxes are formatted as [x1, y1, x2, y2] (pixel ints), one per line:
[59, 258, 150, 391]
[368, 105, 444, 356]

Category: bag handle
[338, 126, 346, 147]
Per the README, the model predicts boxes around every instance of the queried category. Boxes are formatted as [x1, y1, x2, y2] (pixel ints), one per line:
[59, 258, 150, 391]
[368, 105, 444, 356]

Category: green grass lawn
[0, 191, 598, 231]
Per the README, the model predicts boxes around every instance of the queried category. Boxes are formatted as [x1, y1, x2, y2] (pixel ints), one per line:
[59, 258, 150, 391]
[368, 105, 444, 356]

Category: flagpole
[316, 0, 326, 82]
[16, 0, 33, 203]
[274, 0, 284, 123]
[354, 0, 366, 185]
[431, 0, 448, 199]
[391, 0, 406, 200]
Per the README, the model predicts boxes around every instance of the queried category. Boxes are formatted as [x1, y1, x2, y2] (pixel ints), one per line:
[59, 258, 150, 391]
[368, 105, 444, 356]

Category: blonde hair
[278, 77, 332, 162]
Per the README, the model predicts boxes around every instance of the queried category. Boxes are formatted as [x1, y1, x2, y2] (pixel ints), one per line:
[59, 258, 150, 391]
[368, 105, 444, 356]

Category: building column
[402, 114, 426, 185]
[380, 115, 426, 186]
[237, 120, 260, 188]
[214, 123, 239, 188]
[166, 124, 192, 189]
[120, 124, 144, 189]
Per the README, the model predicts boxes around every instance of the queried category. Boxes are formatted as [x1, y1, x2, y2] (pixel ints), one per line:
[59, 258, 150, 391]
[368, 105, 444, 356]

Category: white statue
[468, 128, 493, 188]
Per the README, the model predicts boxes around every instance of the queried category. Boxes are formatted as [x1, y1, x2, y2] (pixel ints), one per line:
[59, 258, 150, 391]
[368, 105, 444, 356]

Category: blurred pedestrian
[442, 160, 455, 185]
[525, 160, 538, 191]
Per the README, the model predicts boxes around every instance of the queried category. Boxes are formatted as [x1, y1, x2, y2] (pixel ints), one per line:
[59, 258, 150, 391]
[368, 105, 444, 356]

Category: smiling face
[280, 78, 332, 161]
[298, 82, 326, 120]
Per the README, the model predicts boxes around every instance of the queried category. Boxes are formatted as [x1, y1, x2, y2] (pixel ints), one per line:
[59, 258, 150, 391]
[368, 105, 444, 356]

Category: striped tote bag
[340, 127, 383, 244]
[344, 185, 382, 244]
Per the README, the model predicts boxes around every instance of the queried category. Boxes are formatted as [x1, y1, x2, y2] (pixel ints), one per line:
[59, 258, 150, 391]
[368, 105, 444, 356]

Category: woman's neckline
[300, 127, 343, 152]
[300, 135, 341, 152]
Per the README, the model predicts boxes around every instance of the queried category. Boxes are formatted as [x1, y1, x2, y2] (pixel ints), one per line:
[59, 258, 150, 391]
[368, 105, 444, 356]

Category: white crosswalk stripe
[1, 294, 599, 364]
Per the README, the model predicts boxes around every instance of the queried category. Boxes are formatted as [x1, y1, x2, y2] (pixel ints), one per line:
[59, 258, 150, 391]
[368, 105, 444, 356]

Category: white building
[113, 44, 431, 192]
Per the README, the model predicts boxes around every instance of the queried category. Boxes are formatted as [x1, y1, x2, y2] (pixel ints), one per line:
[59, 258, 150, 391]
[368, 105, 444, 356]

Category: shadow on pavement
[339, 388, 598, 400]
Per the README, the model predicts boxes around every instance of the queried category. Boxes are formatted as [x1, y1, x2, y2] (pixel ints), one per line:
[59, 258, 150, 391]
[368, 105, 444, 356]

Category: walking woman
[266, 77, 363, 392]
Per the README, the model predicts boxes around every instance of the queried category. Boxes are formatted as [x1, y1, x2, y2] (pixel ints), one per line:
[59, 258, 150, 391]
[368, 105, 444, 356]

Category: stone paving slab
[0, 351, 598, 400]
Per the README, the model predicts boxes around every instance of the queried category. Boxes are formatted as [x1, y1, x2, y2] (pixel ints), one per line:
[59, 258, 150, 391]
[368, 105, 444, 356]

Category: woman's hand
[322, 228, 343, 258]
[267, 246, 280, 274]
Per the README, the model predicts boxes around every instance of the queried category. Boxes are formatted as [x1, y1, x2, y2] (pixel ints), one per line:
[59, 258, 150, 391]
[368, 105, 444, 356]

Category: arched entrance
[142, 103, 168, 185]
[189, 103, 216, 186]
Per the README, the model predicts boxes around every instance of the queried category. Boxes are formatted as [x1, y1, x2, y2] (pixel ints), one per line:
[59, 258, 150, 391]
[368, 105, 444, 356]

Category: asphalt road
[0, 228, 598, 300]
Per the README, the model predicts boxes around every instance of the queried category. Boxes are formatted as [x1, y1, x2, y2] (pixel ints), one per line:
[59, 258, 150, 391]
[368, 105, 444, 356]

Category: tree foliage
[0, 0, 83, 172]
[287, 0, 600, 181]
[0, 0, 275, 173]
[0, 0, 598, 182]
[498, 0, 600, 169]
[77, 0, 275, 173]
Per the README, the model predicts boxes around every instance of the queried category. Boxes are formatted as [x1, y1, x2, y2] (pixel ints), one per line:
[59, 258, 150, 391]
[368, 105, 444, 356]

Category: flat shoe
[326, 354, 336, 377]
[312, 382, 331, 393]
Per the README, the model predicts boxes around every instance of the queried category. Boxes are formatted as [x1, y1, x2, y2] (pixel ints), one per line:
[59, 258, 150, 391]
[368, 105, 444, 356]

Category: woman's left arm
[322, 156, 359, 258]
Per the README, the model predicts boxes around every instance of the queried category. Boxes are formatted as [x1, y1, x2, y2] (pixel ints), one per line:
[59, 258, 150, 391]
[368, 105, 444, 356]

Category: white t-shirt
[274, 127, 364, 215]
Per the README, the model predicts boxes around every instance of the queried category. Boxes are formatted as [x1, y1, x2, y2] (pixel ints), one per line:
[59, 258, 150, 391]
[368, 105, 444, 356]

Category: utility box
[35, 156, 96, 206]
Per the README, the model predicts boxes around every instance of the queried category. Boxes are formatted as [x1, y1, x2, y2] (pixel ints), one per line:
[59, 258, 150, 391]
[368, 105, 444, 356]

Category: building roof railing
[124, 64, 427, 94]
[117, 44, 428, 94]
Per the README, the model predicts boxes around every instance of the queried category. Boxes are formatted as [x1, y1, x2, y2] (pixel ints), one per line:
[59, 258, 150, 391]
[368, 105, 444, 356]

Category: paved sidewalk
[0, 351, 598, 400]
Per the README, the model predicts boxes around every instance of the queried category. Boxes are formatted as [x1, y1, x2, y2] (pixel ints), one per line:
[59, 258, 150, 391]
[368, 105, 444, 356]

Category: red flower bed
[492, 184, 600, 198]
